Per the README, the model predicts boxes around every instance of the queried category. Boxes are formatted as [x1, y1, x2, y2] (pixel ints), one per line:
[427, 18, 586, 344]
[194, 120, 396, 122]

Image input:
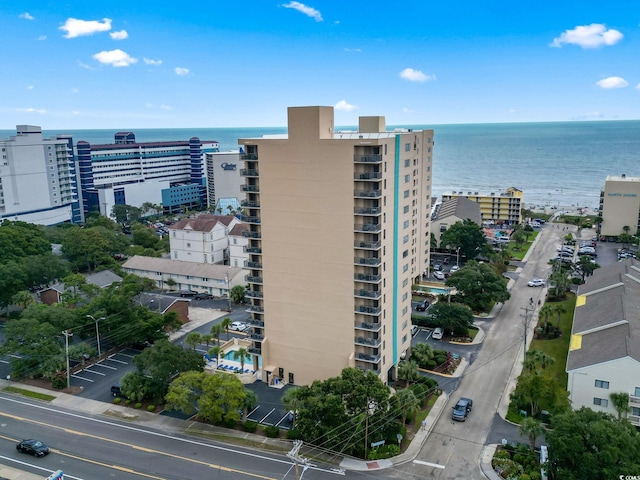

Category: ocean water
[2, 120, 638, 208]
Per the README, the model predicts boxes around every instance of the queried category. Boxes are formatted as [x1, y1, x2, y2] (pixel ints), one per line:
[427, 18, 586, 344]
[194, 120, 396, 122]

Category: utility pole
[63, 330, 73, 389]
[86, 315, 105, 357]
[287, 440, 311, 480]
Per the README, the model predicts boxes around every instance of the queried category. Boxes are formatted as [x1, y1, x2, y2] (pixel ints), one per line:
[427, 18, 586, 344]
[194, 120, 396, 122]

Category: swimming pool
[415, 284, 454, 296]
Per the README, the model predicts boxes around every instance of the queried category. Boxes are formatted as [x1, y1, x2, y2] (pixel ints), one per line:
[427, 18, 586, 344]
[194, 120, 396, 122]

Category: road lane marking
[0, 395, 344, 476]
[414, 459, 446, 469]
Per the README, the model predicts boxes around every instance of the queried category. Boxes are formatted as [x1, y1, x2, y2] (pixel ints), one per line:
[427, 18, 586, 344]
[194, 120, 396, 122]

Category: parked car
[433, 271, 445, 280]
[179, 290, 198, 297]
[411, 325, 419, 336]
[416, 299, 430, 312]
[432, 327, 444, 340]
[111, 383, 123, 397]
[16, 439, 50, 457]
[451, 398, 473, 421]
[194, 292, 213, 300]
[433, 264, 443, 271]
[230, 321, 248, 331]
[527, 279, 545, 287]
[450, 265, 460, 273]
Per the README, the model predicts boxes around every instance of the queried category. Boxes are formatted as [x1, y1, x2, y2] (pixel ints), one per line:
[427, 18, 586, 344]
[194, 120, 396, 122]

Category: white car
[432, 328, 444, 340]
[450, 265, 460, 273]
[527, 279, 545, 287]
[433, 271, 445, 280]
[230, 321, 248, 331]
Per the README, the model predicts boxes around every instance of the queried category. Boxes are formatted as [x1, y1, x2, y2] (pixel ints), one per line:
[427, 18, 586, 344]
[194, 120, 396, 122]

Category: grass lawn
[3, 386, 56, 401]
[505, 231, 539, 260]
[530, 293, 576, 387]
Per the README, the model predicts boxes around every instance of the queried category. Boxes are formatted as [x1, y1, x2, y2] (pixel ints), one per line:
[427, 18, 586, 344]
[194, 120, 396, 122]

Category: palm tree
[282, 387, 302, 428]
[221, 317, 232, 338]
[208, 345, 222, 363]
[410, 343, 434, 368]
[609, 392, 630, 419]
[397, 360, 420, 387]
[519, 417, 545, 452]
[241, 389, 258, 422]
[524, 350, 554, 374]
[553, 303, 567, 329]
[235, 347, 251, 373]
[11, 290, 34, 309]
[539, 305, 553, 326]
[395, 388, 420, 426]
[201, 334, 213, 348]
[210, 323, 224, 345]
[184, 332, 201, 350]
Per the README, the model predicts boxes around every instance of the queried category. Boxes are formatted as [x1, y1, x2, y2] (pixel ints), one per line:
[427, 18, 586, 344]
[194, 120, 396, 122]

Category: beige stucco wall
[600, 177, 640, 236]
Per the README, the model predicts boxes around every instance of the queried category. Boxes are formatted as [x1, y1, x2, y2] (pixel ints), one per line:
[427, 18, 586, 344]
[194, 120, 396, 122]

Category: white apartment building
[205, 151, 244, 211]
[0, 125, 81, 224]
[169, 215, 241, 264]
[567, 258, 640, 426]
[228, 222, 249, 268]
[599, 174, 640, 238]
[238, 106, 433, 386]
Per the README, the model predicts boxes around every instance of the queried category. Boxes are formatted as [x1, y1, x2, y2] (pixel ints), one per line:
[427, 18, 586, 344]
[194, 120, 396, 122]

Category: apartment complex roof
[122, 255, 243, 281]
[433, 197, 482, 224]
[170, 215, 236, 232]
[229, 223, 248, 236]
[567, 258, 640, 371]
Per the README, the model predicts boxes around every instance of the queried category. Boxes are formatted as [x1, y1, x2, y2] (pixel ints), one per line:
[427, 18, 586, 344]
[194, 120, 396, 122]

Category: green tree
[165, 277, 177, 290]
[410, 343, 434, 368]
[241, 389, 258, 422]
[545, 408, 640, 480]
[552, 303, 566, 329]
[131, 224, 163, 250]
[511, 228, 526, 251]
[208, 345, 222, 362]
[282, 387, 303, 428]
[439, 219, 488, 260]
[0, 221, 51, 263]
[201, 334, 213, 348]
[11, 290, 34, 309]
[609, 392, 630, 420]
[397, 360, 420, 388]
[523, 350, 554, 374]
[230, 285, 246, 305]
[577, 256, 598, 280]
[220, 317, 232, 338]
[111, 204, 142, 224]
[538, 305, 553, 325]
[165, 370, 248, 425]
[393, 388, 420, 426]
[184, 332, 202, 350]
[210, 323, 224, 345]
[128, 339, 205, 402]
[519, 417, 545, 452]
[234, 347, 251, 373]
[428, 302, 475, 336]
[445, 260, 510, 312]
[510, 372, 569, 418]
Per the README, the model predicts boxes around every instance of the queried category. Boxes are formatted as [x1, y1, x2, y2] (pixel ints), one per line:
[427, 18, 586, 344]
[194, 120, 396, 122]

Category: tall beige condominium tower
[238, 106, 434, 386]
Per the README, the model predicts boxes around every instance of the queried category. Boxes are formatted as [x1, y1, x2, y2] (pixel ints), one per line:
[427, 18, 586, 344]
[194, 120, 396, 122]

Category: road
[0, 393, 356, 480]
[390, 222, 577, 480]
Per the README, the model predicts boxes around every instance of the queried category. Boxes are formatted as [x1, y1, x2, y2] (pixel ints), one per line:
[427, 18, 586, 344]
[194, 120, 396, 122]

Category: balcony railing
[629, 394, 640, 407]
[250, 334, 265, 342]
[243, 231, 261, 239]
[355, 352, 380, 364]
[354, 289, 381, 299]
[241, 153, 259, 160]
[245, 290, 264, 298]
[248, 346, 262, 355]
[354, 172, 383, 180]
[354, 240, 381, 250]
[356, 365, 380, 374]
[355, 336, 381, 348]
[241, 200, 260, 208]
[244, 216, 261, 224]
[246, 275, 263, 284]
[355, 305, 381, 315]
[354, 190, 382, 198]
[246, 261, 262, 269]
[354, 321, 382, 332]
[354, 223, 381, 233]
[629, 415, 640, 427]
[355, 257, 381, 266]
[241, 185, 259, 192]
[244, 246, 262, 254]
[240, 169, 259, 176]
[248, 318, 265, 327]
[246, 305, 264, 313]
[354, 207, 381, 215]
[354, 273, 381, 282]
[354, 154, 382, 163]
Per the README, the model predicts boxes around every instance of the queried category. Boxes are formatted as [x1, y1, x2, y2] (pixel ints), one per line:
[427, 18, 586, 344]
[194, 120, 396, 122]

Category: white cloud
[16, 107, 46, 114]
[344, 48, 362, 53]
[110, 30, 128, 40]
[400, 68, 435, 83]
[144, 58, 163, 66]
[93, 49, 138, 67]
[77, 60, 95, 70]
[174, 67, 190, 76]
[27, 85, 34, 90]
[550, 23, 623, 48]
[37, 35, 46, 41]
[402, 107, 414, 114]
[595, 76, 628, 89]
[19, 12, 34, 20]
[572, 112, 605, 121]
[71, 87, 79, 93]
[334, 100, 357, 112]
[282, 2, 323, 22]
[60, 18, 112, 39]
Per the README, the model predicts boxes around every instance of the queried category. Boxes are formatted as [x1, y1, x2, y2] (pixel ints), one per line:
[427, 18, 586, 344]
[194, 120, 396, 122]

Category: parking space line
[106, 356, 128, 364]
[275, 413, 290, 427]
[92, 363, 117, 370]
[70, 375, 94, 382]
[259, 408, 275, 424]
[0, 360, 9, 364]
[81, 368, 106, 376]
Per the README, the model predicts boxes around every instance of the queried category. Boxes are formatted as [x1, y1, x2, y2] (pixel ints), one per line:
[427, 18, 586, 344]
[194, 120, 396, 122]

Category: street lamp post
[225, 268, 232, 312]
[456, 247, 460, 267]
[87, 314, 106, 357]
[62, 330, 73, 389]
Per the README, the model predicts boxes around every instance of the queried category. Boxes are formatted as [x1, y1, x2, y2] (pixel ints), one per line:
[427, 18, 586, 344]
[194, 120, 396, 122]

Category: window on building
[404, 174, 410, 183]
[404, 190, 409, 198]
[186, 243, 191, 248]
[403, 205, 409, 214]
[595, 380, 610, 389]
[404, 143, 410, 152]
[173, 251, 177, 259]
[403, 249, 408, 258]
[402, 264, 408, 272]
[635, 387, 640, 397]
[403, 220, 409, 229]
[593, 398, 608, 407]
[402, 278, 408, 287]
[402, 292, 408, 301]
[403, 234, 409, 243]
[404, 159, 410, 167]
[156, 272, 162, 276]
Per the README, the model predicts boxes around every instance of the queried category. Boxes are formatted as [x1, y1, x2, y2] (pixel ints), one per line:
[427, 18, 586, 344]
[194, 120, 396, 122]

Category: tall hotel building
[239, 106, 434, 386]
[0, 125, 81, 225]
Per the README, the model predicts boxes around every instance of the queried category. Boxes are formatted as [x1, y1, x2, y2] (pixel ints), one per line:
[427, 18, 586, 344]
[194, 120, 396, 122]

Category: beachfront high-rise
[238, 106, 434, 386]
[599, 174, 640, 239]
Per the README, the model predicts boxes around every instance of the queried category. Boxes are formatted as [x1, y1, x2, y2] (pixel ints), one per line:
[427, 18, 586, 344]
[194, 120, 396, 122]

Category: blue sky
[2, 1, 639, 129]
